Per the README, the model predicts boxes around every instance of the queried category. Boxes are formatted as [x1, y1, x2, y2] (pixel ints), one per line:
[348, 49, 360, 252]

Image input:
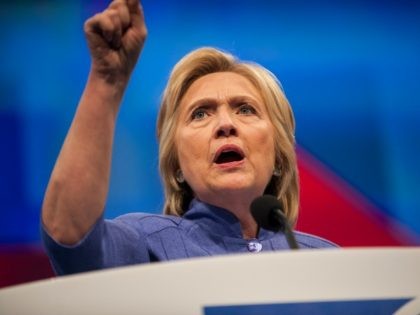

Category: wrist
[83, 70, 129, 118]
[87, 68, 129, 95]
[88, 63, 132, 89]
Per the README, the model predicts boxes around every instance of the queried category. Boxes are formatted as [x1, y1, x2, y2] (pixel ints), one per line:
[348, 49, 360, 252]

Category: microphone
[251, 195, 299, 250]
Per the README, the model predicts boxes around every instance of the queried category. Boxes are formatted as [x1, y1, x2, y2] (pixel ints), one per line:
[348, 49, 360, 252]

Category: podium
[1, 248, 419, 314]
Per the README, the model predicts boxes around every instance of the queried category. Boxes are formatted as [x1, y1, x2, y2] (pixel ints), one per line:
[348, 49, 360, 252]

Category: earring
[273, 167, 281, 177]
[175, 169, 185, 183]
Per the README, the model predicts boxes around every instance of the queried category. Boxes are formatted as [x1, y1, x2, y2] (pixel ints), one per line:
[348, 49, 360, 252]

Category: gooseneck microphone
[251, 195, 299, 250]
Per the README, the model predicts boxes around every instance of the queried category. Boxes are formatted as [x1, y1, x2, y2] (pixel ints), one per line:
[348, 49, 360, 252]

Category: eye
[191, 108, 208, 120]
[238, 103, 256, 115]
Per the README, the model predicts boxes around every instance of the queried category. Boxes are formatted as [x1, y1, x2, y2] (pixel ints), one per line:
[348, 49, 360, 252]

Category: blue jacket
[42, 199, 337, 275]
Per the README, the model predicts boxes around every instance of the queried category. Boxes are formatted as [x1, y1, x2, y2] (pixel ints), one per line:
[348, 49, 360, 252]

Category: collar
[183, 198, 273, 240]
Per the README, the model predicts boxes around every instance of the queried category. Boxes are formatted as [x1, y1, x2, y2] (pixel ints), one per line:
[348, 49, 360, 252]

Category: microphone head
[251, 195, 286, 232]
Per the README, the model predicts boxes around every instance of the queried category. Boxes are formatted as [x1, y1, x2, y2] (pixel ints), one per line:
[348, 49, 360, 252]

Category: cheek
[177, 129, 207, 168]
[255, 124, 275, 149]
[251, 125, 276, 165]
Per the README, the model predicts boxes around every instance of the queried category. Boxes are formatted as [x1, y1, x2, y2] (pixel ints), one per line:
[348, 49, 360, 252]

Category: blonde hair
[157, 47, 299, 225]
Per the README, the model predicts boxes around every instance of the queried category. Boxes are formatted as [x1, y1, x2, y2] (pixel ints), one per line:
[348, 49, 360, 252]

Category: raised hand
[42, 0, 147, 245]
[84, 0, 147, 84]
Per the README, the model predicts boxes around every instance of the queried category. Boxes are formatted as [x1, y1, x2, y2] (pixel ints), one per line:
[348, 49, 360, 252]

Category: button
[247, 240, 262, 253]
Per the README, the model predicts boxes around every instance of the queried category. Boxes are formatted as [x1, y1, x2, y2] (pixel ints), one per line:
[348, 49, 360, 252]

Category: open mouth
[214, 147, 245, 164]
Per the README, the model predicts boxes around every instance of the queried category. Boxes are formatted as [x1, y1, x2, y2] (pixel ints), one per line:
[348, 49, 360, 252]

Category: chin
[214, 178, 256, 193]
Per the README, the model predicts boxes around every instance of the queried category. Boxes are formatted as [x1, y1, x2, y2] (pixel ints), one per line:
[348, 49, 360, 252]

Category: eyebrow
[186, 98, 217, 111]
[185, 95, 261, 112]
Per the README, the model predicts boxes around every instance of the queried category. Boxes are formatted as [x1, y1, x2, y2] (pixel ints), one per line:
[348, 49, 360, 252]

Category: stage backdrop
[0, 0, 419, 287]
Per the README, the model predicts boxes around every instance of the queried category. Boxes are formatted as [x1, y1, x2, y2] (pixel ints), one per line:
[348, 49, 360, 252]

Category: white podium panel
[0, 248, 419, 315]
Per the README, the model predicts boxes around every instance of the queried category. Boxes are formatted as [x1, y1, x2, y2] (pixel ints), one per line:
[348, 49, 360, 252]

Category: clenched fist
[84, 0, 147, 84]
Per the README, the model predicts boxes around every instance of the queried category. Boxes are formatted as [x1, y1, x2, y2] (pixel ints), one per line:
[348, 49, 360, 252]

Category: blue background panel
[0, 0, 419, 245]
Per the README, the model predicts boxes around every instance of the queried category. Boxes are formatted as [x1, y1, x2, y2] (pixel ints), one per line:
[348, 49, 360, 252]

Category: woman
[42, 0, 336, 275]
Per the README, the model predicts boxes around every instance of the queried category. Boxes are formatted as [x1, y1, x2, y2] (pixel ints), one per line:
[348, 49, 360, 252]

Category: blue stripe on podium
[204, 298, 412, 315]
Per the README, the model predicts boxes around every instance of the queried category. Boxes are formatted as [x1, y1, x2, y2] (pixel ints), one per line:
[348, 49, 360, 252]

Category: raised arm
[42, 0, 147, 245]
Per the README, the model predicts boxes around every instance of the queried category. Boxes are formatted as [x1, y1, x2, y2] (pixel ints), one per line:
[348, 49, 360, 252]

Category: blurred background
[1, 0, 419, 288]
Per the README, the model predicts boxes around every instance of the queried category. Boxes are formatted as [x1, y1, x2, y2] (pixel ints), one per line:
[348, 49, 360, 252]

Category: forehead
[180, 72, 263, 106]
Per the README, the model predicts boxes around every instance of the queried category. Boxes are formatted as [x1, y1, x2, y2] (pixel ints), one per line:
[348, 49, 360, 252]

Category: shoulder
[108, 212, 184, 235]
[294, 231, 339, 248]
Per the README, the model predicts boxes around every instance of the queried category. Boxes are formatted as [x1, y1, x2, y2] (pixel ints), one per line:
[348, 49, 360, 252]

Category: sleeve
[41, 215, 151, 276]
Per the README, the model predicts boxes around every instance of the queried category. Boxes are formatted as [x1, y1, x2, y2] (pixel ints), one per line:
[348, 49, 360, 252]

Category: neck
[237, 213, 259, 239]
[198, 192, 259, 239]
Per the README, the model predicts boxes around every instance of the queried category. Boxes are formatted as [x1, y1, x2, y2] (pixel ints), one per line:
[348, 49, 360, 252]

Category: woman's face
[176, 72, 276, 206]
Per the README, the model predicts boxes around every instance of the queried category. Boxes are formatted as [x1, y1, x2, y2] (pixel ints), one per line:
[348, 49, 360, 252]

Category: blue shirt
[42, 199, 337, 275]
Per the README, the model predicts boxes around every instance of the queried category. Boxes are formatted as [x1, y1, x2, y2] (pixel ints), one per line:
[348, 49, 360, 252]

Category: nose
[215, 108, 237, 138]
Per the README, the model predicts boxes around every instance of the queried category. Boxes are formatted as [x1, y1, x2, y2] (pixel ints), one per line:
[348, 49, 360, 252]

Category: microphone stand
[272, 208, 299, 250]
